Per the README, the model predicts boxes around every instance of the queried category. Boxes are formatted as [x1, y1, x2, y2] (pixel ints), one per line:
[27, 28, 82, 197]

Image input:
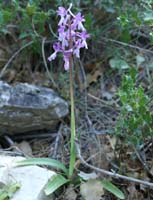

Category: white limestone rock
[0, 155, 55, 200]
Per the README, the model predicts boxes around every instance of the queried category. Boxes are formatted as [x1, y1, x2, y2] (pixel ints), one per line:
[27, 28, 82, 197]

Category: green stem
[68, 19, 76, 178]
[69, 59, 76, 178]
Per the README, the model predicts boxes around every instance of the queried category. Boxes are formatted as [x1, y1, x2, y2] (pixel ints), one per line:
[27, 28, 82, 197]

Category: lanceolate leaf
[101, 180, 125, 199]
[44, 174, 69, 195]
[16, 158, 68, 175]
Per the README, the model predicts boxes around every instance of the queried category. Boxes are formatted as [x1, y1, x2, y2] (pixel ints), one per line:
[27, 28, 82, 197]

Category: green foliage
[101, 180, 125, 199]
[0, 183, 20, 200]
[44, 174, 69, 195]
[0, 0, 56, 59]
[0, 0, 50, 36]
[96, 0, 153, 54]
[116, 68, 153, 148]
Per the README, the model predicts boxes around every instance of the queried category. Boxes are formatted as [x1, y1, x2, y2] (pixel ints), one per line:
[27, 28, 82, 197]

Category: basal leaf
[44, 174, 69, 195]
[16, 158, 68, 175]
[101, 180, 125, 199]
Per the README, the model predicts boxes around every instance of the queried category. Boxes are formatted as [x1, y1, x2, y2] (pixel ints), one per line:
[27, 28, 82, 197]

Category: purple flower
[77, 31, 90, 49]
[53, 42, 61, 51]
[57, 7, 67, 17]
[48, 42, 61, 61]
[73, 39, 83, 58]
[63, 56, 70, 70]
[63, 49, 73, 70]
[58, 25, 65, 33]
[57, 7, 67, 26]
[72, 12, 85, 30]
[79, 30, 90, 40]
[58, 26, 69, 47]
[73, 47, 80, 58]
[48, 4, 89, 70]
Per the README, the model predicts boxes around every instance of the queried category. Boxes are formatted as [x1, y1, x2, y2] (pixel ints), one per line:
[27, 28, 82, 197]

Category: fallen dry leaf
[16, 140, 33, 156]
[87, 69, 102, 86]
[80, 179, 104, 200]
[106, 135, 116, 150]
[101, 83, 117, 100]
[64, 184, 77, 200]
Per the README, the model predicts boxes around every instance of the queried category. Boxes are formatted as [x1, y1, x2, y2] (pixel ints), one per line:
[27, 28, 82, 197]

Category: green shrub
[116, 68, 153, 148]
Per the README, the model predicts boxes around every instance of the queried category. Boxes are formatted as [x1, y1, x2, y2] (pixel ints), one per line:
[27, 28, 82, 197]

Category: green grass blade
[44, 174, 69, 195]
[101, 180, 125, 199]
[16, 158, 68, 175]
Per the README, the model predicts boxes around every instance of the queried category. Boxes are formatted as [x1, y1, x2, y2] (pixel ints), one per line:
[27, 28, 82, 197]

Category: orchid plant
[48, 4, 89, 178]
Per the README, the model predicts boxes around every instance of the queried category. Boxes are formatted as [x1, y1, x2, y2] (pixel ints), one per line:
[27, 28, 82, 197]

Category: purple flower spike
[48, 4, 89, 70]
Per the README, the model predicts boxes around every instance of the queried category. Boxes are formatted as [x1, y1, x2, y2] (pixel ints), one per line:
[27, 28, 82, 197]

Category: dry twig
[75, 140, 153, 188]
[51, 124, 63, 159]
[101, 37, 153, 54]
[0, 41, 34, 78]
[41, 37, 57, 89]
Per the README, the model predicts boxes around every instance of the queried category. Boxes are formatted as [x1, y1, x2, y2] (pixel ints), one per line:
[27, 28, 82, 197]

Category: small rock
[0, 81, 69, 134]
